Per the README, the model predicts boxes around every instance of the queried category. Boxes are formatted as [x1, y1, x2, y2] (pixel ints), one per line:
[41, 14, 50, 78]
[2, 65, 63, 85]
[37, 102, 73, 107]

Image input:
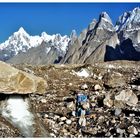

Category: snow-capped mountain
[115, 7, 140, 32]
[0, 27, 70, 61]
[115, 7, 140, 52]
[4, 7, 140, 65]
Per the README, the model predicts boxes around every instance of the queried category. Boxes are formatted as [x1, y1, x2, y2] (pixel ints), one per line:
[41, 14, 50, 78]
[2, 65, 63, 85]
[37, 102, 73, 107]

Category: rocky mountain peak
[18, 27, 27, 33]
[115, 7, 140, 32]
[97, 12, 114, 32]
[70, 30, 77, 39]
[69, 30, 77, 45]
[88, 19, 97, 31]
[132, 7, 140, 13]
[0, 28, 70, 61]
[14, 27, 30, 37]
[99, 12, 113, 24]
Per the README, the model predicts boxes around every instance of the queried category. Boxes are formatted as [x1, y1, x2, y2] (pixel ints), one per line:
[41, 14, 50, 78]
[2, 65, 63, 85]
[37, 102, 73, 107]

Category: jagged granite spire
[99, 12, 113, 23]
[69, 30, 77, 45]
[88, 19, 97, 31]
[115, 7, 140, 32]
[98, 12, 115, 31]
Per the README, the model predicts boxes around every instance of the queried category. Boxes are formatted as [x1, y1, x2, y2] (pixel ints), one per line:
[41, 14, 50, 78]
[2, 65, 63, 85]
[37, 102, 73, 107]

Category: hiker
[76, 91, 90, 129]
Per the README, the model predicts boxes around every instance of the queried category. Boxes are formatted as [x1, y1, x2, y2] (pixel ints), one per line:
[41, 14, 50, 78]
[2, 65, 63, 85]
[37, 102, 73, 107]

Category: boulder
[81, 84, 88, 90]
[66, 119, 72, 125]
[115, 108, 122, 116]
[128, 126, 138, 135]
[103, 94, 113, 107]
[60, 117, 67, 121]
[0, 61, 47, 94]
[94, 84, 102, 91]
[116, 128, 125, 134]
[66, 101, 75, 110]
[103, 71, 126, 88]
[115, 89, 138, 106]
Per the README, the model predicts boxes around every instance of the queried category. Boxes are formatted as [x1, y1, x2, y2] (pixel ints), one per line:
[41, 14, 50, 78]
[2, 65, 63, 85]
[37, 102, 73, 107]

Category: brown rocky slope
[4, 60, 138, 137]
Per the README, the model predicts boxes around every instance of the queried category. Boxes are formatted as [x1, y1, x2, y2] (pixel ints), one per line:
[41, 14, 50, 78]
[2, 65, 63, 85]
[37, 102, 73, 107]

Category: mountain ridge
[0, 27, 70, 61]
[3, 7, 140, 65]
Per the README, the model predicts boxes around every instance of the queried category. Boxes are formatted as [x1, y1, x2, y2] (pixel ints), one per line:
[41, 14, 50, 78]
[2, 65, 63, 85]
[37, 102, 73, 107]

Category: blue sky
[0, 3, 140, 43]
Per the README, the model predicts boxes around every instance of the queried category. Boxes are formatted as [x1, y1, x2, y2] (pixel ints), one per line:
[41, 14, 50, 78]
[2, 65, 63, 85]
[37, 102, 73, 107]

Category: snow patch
[45, 47, 51, 54]
[1, 95, 35, 137]
[74, 68, 91, 78]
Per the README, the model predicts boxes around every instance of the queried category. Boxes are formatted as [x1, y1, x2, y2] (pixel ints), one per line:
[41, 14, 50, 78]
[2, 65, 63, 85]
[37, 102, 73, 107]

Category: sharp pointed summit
[115, 7, 140, 32]
[18, 27, 26, 33]
[100, 12, 112, 22]
[15, 27, 29, 36]
[97, 12, 115, 32]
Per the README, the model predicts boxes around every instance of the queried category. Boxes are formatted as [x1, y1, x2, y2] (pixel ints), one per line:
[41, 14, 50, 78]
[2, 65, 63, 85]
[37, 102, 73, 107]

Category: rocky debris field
[1, 60, 140, 137]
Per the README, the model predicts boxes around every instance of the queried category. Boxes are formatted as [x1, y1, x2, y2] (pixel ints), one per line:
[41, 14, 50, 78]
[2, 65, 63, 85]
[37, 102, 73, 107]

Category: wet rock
[0, 61, 47, 94]
[103, 94, 113, 107]
[94, 84, 102, 91]
[115, 89, 138, 107]
[128, 126, 138, 135]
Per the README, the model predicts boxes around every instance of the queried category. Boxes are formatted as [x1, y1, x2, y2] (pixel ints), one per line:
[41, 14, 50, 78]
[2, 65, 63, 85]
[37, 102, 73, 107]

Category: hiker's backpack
[77, 94, 87, 103]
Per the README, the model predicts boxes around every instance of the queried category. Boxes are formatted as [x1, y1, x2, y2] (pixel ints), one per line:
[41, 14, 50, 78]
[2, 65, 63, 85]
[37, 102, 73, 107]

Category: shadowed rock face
[0, 61, 47, 94]
[104, 38, 140, 61]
